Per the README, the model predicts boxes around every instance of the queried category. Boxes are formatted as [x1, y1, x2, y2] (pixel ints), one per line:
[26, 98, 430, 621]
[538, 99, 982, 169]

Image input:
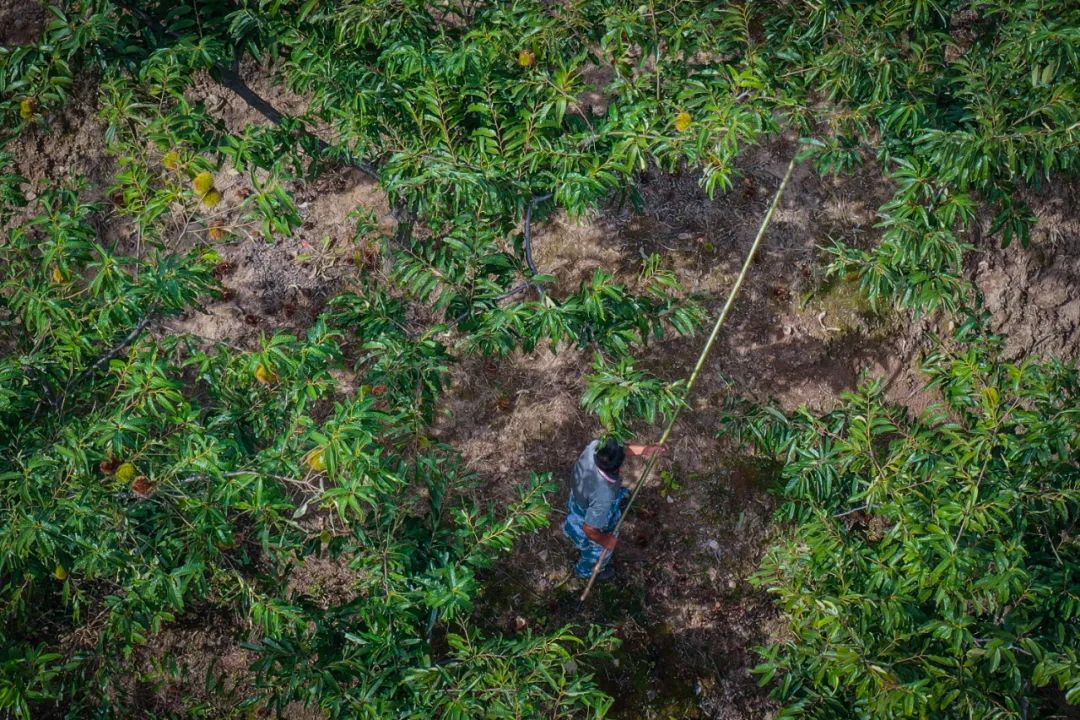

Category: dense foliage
[2, 0, 1079, 717]
[248, 0, 1079, 311]
[738, 323, 1080, 718]
[0, 163, 617, 717]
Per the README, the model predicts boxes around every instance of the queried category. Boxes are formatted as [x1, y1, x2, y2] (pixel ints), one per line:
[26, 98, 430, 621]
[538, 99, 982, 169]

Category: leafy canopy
[738, 324, 1080, 718]
[4, 0, 1080, 717]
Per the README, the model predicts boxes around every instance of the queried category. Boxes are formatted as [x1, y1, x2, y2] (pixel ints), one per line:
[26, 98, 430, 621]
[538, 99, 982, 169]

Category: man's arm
[627, 443, 665, 459]
[584, 523, 617, 551]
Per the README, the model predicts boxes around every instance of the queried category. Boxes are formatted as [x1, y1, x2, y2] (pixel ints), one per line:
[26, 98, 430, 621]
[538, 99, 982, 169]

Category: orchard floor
[8, 55, 1080, 718]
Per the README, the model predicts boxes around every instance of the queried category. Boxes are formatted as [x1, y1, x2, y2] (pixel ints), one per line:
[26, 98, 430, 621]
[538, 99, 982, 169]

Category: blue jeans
[563, 489, 630, 578]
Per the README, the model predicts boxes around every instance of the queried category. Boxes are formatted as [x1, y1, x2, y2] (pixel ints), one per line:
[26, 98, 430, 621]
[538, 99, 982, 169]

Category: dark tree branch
[62, 316, 154, 400]
[523, 192, 552, 276]
[33, 315, 156, 421]
[210, 65, 381, 182]
[449, 192, 554, 325]
[116, 0, 380, 182]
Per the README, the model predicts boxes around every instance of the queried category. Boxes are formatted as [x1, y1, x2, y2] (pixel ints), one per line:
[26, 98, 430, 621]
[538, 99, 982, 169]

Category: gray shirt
[571, 440, 622, 530]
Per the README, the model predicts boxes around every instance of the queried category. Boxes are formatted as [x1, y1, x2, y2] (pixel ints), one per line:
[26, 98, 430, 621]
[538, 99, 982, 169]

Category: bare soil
[8, 57, 1079, 719]
[974, 178, 1080, 361]
[9, 78, 113, 197]
[0, 0, 44, 47]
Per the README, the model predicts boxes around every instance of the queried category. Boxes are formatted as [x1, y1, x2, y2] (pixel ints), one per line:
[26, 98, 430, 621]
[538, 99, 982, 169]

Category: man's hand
[584, 524, 618, 552]
[627, 443, 666, 459]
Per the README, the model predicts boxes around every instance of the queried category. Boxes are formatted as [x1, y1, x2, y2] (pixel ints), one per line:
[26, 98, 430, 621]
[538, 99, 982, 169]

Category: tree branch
[60, 316, 154, 405]
[449, 192, 553, 325]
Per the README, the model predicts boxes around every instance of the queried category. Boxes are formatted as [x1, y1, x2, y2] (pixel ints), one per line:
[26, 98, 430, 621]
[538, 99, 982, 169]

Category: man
[563, 438, 664, 581]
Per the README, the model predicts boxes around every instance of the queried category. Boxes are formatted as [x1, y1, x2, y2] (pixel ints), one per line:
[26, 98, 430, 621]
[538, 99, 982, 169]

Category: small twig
[817, 310, 840, 333]
[833, 504, 868, 518]
[54, 316, 154, 414]
[85, 317, 153, 375]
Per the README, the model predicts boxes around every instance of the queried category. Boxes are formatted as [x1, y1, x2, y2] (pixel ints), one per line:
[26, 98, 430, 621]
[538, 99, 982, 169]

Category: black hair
[594, 437, 625, 473]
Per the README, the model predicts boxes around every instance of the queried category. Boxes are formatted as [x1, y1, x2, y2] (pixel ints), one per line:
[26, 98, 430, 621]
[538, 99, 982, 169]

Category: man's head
[594, 438, 625, 474]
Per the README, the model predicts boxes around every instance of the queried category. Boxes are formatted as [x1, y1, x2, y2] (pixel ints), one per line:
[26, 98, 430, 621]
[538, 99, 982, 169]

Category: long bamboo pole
[580, 155, 798, 602]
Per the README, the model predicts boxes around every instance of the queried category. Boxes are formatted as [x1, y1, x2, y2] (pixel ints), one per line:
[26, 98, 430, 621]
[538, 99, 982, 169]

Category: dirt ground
[433, 140, 919, 719]
[0, 0, 45, 47]
[973, 178, 1080, 360]
[7, 56, 1079, 719]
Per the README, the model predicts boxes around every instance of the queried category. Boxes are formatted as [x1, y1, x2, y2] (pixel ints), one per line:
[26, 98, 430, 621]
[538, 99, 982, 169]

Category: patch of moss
[802, 275, 892, 338]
